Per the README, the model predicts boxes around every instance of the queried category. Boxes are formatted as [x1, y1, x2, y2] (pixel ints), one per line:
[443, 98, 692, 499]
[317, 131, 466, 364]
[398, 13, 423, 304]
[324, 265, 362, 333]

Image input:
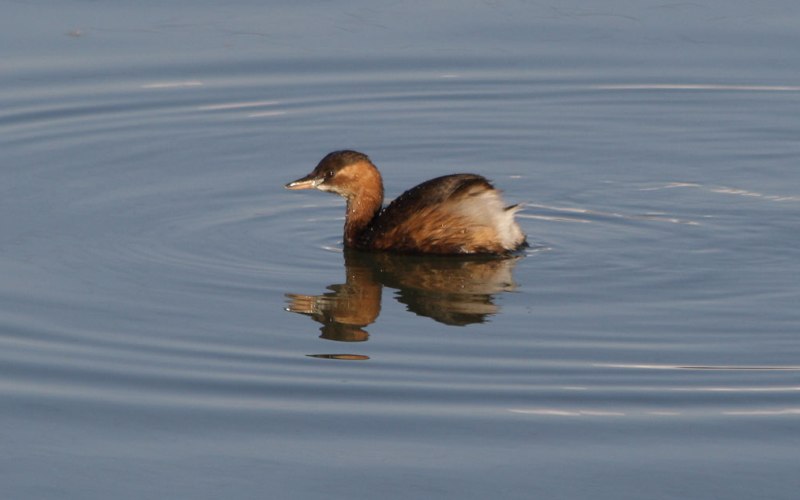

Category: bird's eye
[326, 170, 335, 179]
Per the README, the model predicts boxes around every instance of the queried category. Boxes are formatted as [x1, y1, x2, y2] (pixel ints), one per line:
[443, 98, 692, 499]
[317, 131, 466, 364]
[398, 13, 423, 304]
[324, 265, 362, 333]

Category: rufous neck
[343, 188, 382, 247]
[328, 159, 383, 248]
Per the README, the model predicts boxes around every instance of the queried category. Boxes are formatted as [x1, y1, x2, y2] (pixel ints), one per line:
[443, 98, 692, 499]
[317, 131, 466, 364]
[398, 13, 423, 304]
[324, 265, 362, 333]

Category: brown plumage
[285, 150, 527, 255]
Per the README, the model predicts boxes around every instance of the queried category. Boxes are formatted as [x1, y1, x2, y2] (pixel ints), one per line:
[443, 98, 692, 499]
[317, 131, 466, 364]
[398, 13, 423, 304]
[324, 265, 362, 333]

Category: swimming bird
[285, 150, 526, 254]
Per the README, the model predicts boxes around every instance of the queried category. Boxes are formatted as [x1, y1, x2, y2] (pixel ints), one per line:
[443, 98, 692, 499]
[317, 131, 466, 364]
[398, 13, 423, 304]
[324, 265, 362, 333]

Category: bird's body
[286, 150, 526, 255]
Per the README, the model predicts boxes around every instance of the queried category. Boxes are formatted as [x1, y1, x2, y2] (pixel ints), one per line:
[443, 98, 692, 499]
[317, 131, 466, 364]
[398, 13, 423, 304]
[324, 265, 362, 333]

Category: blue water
[2, 1, 800, 498]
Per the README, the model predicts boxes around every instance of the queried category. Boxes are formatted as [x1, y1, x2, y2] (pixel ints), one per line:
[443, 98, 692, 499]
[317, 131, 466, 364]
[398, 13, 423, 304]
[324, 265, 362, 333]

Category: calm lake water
[2, 1, 800, 498]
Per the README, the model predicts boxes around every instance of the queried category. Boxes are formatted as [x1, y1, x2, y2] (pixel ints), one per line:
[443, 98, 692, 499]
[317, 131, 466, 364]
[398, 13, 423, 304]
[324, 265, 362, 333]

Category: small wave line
[197, 100, 279, 111]
[596, 83, 800, 92]
[141, 81, 204, 89]
[597, 363, 800, 371]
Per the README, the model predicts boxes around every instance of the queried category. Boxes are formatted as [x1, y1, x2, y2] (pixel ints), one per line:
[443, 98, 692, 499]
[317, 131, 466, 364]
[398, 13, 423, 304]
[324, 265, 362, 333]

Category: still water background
[2, 1, 800, 498]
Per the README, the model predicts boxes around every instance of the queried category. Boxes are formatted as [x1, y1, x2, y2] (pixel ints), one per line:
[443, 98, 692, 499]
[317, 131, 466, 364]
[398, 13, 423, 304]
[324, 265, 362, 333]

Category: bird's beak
[285, 173, 321, 190]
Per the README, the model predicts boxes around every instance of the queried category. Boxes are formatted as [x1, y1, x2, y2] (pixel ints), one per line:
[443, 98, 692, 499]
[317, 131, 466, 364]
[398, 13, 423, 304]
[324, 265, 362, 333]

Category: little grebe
[285, 150, 527, 255]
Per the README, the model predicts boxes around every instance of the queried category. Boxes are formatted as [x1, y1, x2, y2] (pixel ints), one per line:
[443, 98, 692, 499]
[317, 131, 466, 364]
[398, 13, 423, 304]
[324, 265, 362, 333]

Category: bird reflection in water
[285, 249, 521, 357]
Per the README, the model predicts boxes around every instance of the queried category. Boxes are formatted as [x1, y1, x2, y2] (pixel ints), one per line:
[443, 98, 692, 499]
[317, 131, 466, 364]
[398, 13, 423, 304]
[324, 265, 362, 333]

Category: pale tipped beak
[285, 174, 321, 190]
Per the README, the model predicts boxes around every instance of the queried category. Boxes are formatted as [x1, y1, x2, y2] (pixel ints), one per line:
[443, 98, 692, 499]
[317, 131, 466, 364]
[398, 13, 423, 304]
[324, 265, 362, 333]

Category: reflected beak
[285, 173, 321, 190]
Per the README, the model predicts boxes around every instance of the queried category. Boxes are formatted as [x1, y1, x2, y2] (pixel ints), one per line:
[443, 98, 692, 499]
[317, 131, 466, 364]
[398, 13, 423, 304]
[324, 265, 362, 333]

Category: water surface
[2, 1, 800, 499]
